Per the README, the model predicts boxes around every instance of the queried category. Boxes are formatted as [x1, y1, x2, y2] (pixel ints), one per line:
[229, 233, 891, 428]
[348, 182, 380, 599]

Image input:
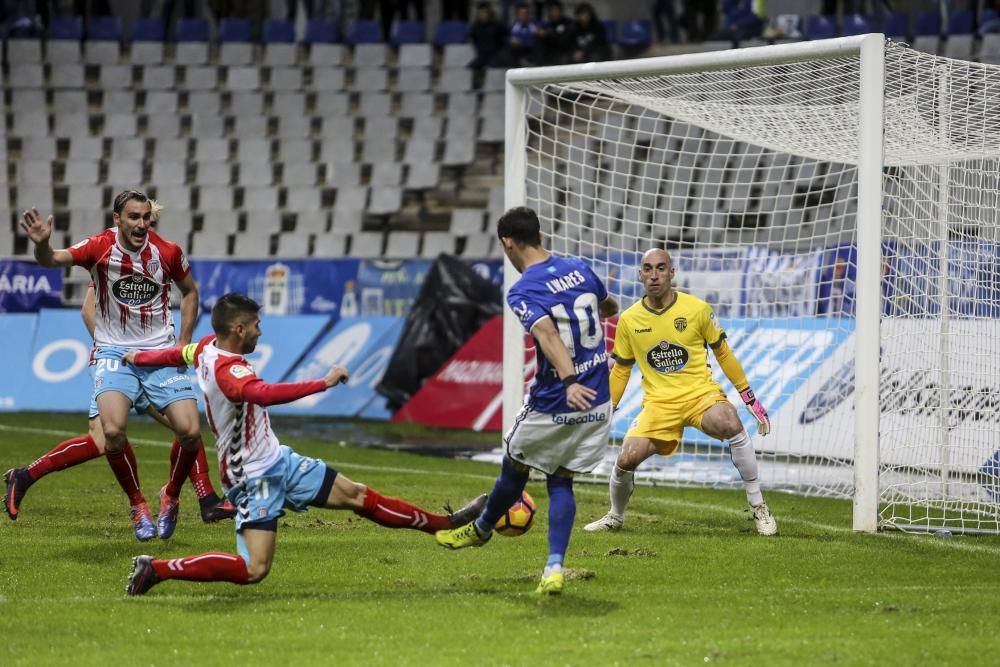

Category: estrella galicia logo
[646, 340, 688, 374]
[111, 274, 159, 307]
[800, 360, 854, 424]
[674, 317, 687, 332]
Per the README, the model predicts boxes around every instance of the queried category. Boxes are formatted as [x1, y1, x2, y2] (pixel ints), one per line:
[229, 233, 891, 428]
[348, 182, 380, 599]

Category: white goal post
[502, 35, 1000, 534]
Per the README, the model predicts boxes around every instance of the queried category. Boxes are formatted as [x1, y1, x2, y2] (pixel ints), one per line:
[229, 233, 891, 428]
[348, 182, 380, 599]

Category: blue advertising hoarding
[0, 314, 38, 410]
[0, 260, 62, 313]
[190, 259, 360, 317]
[271, 316, 404, 417]
[17, 309, 96, 411]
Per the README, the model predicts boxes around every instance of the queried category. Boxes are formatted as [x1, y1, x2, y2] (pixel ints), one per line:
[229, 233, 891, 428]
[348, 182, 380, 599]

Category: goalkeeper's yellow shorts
[625, 390, 730, 455]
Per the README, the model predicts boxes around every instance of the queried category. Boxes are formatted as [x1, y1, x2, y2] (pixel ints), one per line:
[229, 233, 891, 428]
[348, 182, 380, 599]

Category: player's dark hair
[211, 293, 261, 335]
[496, 206, 542, 247]
[112, 189, 149, 215]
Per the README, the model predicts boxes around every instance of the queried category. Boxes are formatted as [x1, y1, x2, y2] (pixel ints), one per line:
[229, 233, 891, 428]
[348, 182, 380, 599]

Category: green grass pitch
[1, 412, 999, 666]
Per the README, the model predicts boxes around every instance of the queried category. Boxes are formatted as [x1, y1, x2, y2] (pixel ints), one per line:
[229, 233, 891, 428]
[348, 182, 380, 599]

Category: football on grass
[495, 491, 536, 536]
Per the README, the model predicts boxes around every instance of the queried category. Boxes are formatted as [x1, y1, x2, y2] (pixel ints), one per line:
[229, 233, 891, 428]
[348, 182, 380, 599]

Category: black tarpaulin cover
[375, 254, 503, 410]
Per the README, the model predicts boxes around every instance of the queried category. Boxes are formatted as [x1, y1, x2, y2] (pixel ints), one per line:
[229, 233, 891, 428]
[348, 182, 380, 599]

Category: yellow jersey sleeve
[701, 302, 726, 347]
[611, 313, 635, 364]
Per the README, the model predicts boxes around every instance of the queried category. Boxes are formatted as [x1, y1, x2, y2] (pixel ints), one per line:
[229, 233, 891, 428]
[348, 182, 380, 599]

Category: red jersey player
[124, 293, 486, 595]
[18, 190, 208, 541]
[4, 201, 235, 526]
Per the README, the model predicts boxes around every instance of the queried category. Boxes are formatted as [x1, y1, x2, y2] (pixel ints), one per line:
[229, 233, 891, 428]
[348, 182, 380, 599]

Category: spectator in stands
[366, 0, 424, 45]
[652, 0, 680, 43]
[287, 0, 340, 25]
[156, 0, 199, 39]
[210, 0, 267, 38]
[534, 0, 575, 65]
[469, 1, 506, 69]
[441, 0, 469, 22]
[570, 3, 610, 63]
[682, 0, 718, 42]
[981, 0, 1000, 33]
[495, 3, 537, 67]
[3, 1, 45, 37]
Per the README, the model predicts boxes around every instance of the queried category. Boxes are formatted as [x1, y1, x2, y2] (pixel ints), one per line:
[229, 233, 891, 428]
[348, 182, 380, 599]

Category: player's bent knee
[102, 425, 127, 448]
[246, 562, 271, 583]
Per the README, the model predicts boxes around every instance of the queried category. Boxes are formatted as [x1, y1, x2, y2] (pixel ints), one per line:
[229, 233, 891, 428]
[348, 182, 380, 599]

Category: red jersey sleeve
[214, 357, 261, 402]
[67, 234, 108, 269]
[214, 356, 327, 406]
[157, 235, 191, 282]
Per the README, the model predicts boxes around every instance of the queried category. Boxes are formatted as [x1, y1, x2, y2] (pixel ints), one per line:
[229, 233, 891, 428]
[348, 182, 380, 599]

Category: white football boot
[583, 512, 624, 532]
[751, 502, 778, 536]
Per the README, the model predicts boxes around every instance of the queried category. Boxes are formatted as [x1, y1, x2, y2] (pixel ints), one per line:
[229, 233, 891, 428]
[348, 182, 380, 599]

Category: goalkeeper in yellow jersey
[584, 248, 778, 536]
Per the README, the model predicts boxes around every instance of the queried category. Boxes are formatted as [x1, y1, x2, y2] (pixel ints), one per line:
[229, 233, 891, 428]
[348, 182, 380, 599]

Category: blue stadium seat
[263, 19, 295, 43]
[914, 10, 940, 36]
[304, 19, 339, 44]
[603, 20, 618, 44]
[219, 18, 252, 42]
[176, 17, 210, 42]
[804, 15, 837, 40]
[49, 15, 83, 40]
[432, 20, 466, 46]
[349, 19, 382, 44]
[88, 16, 121, 41]
[133, 16, 165, 41]
[949, 9, 973, 35]
[881, 13, 908, 39]
[841, 14, 871, 36]
[393, 20, 425, 45]
[618, 20, 651, 49]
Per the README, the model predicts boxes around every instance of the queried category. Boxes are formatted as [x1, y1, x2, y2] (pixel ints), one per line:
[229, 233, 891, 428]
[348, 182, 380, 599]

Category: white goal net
[503, 36, 1000, 533]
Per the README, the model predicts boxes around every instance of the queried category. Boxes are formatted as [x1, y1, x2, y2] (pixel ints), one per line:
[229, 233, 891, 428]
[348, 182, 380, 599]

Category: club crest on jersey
[513, 300, 533, 323]
[146, 259, 160, 275]
[646, 340, 689, 374]
[111, 273, 159, 307]
[673, 317, 687, 332]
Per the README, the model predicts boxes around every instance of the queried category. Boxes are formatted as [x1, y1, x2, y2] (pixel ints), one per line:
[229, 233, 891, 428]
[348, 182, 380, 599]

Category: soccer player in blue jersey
[436, 206, 618, 595]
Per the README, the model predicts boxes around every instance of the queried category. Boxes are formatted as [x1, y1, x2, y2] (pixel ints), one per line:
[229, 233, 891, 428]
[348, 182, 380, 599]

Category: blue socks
[545, 474, 575, 570]
[475, 456, 529, 535]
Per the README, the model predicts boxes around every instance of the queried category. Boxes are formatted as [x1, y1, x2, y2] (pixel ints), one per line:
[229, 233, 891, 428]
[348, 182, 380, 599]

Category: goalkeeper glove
[739, 388, 771, 436]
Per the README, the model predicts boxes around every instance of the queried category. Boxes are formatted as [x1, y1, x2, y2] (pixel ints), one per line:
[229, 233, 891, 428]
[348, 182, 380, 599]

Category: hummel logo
[634, 327, 651, 333]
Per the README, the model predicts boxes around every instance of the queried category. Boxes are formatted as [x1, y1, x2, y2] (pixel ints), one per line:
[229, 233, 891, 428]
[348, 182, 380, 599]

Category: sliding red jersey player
[124, 292, 486, 595]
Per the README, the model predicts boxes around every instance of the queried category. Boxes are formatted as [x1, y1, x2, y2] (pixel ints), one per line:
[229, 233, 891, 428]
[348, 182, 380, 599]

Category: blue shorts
[88, 362, 152, 419]
[92, 346, 196, 413]
[227, 445, 338, 560]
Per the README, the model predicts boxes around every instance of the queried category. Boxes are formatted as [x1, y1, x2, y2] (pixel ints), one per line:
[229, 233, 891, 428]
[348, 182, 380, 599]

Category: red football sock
[165, 441, 198, 498]
[26, 435, 101, 481]
[356, 487, 450, 534]
[170, 438, 215, 500]
[151, 552, 249, 584]
[190, 440, 216, 500]
[106, 441, 144, 506]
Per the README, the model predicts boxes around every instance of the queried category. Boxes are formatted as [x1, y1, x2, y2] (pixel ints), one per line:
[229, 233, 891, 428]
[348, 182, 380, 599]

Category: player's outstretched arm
[711, 339, 770, 436]
[20, 208, 73, 267]
[237, 365, 348, 407]
[531, 317, 596, 411]
[126, 345, 193, 368]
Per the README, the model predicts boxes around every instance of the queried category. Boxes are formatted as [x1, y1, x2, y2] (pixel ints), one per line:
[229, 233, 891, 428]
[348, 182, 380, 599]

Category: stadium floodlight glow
[503, 34, 1000, 534]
